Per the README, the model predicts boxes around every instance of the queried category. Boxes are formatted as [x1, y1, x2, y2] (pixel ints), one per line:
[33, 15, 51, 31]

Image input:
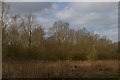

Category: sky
[7, 2, 118, 42]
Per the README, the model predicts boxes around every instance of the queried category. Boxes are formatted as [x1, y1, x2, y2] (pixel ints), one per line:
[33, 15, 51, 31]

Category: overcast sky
[8, 2, 118, 42]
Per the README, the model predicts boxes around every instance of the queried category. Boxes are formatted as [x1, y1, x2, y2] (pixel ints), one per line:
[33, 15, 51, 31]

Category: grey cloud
[68, 2, 118, 13]
[6, 2, 118, 42]
[7, 2, 53, 14]
[57, 2, 118, 41]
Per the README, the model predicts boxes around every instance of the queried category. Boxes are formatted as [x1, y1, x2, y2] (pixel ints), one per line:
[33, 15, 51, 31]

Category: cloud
[55, 7, 76, 20]
[54, 2, 118, 41]
[100, 28, 118, 41]
[7, 2, 118, 42]
[8, 2, 53, 14]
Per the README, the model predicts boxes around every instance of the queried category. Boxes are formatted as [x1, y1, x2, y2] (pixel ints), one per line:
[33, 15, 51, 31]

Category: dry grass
[2, 60, 119, 78]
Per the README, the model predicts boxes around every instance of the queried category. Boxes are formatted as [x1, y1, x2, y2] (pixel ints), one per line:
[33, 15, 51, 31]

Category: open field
[2, 60, 120, 78]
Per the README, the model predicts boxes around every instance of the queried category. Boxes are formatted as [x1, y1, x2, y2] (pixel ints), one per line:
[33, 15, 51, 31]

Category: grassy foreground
[2, 60, 119, 78]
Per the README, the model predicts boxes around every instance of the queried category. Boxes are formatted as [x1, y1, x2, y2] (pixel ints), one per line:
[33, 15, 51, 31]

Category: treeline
[1, 2, 119, 61]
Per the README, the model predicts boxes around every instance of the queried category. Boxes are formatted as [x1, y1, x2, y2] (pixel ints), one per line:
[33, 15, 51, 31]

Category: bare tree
[0, 1, 9, 46]
[20, 14, 44, 57]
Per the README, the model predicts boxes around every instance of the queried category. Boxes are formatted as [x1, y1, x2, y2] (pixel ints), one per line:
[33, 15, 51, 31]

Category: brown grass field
[2, 60, 120, 78]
